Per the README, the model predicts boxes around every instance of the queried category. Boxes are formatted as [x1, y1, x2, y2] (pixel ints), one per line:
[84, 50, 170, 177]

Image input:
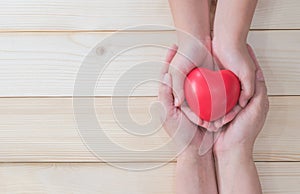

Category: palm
[159, 45, 213, 153]
[159, 74, 207, 151]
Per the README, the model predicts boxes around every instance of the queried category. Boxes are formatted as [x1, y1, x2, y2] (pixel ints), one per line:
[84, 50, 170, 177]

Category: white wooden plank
[252, 0, 300, 29]
[0, 96, 298, 162]
[0, 0, 299, 31]
[257, 162, 300, 194]
[0, 31, 299, 96]
[0, 162, 299, 194]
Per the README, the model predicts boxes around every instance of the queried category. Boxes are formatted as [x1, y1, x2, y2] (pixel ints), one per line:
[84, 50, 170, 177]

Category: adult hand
[167, 45, 242, 132]
[213, 45, 267, 194]
[213, 45, 269, 154]
[159, 46, 218, 194]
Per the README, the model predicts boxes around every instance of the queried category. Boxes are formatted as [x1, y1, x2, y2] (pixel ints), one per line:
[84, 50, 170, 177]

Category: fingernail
[240, 100, 246, 108]
[174, 98, 179, 106]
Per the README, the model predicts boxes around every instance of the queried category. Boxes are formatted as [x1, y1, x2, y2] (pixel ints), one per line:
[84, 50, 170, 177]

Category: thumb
[165, 44, 178, 64]
[168, 55, 191, 107]
[171, 70, 185, 107]
[158, 73, 174, 111]
[239, 46, 257, 107]
[239, 73, 255, 107]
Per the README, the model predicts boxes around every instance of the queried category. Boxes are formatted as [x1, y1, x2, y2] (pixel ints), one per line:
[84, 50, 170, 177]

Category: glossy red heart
[184, 68, 241, 121]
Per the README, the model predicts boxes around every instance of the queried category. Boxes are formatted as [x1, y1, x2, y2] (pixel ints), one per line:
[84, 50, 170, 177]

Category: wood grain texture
[0, 96, 298, 162]
[1, 1, 298, 193]
[0, 30, 299, 96]
[0, 0, 299, 31]
[0, 162, 299, 194]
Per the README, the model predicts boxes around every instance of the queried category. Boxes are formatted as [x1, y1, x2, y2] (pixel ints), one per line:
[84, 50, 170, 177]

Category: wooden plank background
[1, 0, 300, 193]
[0, 31, 299, 96]
[0, 96, 299, 162]
[0, 0, 299, 31]
[0, 163, 299, 194]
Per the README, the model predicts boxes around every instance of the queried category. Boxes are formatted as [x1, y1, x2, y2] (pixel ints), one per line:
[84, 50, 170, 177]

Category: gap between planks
[0, 29, 300, 33]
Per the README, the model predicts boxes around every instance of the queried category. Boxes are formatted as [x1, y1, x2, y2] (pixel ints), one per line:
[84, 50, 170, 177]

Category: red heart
[184, 68, 241, 121]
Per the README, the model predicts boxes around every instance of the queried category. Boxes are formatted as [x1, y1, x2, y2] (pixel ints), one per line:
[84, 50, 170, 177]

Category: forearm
[213, 0, 257, 46]
[168, 0, 211, 48]
[176, 149, 218, 194]
[214, 148, 262, 194]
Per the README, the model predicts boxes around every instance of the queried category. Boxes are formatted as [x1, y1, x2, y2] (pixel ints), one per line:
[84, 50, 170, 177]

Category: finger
[212, 118, 223, 130]
[253, 68, 268, 101]
[180, 103, 218, 131]
[245, 47, 269, 115]
[160, 45, 178, 80]
[238, 44, 260, 107]
[245, 70, 269, 121]
[204, 121, 219, 132]
[239, 72, 255, 108]
[181, 103, 204, 126]
[165, 44, 178, 64]
[168, 61, 188, 107]
[214, 105, 242, 128]
[223, 105, 242, 124]
[158, 73, 174, 112]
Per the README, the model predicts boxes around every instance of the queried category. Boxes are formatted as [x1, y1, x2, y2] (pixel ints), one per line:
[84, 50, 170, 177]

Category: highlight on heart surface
[184, 67, 241, 121]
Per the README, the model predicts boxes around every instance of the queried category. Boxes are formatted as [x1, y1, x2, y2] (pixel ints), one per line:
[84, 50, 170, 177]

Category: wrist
[178, 146, 213, 163]
[212, 36, 247, 55]
[214, 145, 253, 163]
[178, 35, 211, 53]
[176, 36, 212, 68]
[213, 25, 247, 48]
[212, 38, 250, 66]
[176, 146, 218, 194]
[213, 144, 261, 194]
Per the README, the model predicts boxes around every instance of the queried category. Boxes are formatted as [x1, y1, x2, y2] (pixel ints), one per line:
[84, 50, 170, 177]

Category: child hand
[158, 46, 214, 154]
[168, 39, 213, 107]
[213, 41, 257, 108]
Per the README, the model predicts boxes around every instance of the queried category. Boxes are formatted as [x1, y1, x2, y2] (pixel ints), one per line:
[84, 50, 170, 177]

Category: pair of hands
[168, 38, 257, 131]
[165, 1, 263, 193]
[158, 44, 269, 156]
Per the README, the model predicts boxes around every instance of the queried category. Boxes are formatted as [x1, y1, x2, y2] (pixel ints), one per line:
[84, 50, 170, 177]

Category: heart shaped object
[184, 68, 241, 121]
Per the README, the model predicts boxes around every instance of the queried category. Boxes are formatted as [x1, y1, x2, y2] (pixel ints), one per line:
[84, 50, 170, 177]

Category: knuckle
[242, 89, 253, 99]
[242, 82, 255, 96]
